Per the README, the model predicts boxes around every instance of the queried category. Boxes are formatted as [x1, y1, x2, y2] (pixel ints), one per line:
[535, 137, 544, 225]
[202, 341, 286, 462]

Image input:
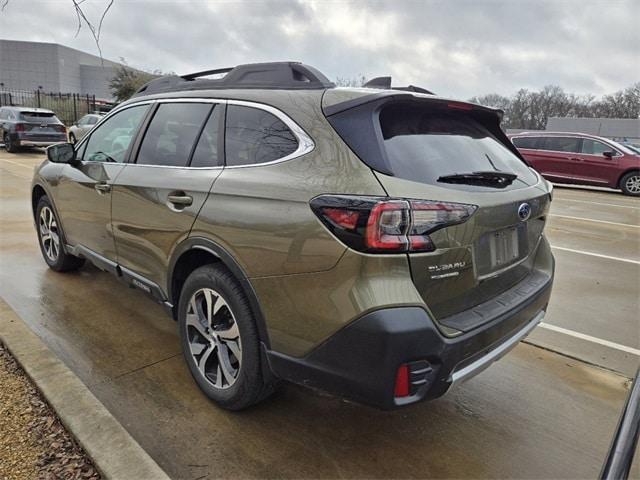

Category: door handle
[167, 193, 193, 207]
[95, 183, 111, 193]
[570, 157, 583, 162]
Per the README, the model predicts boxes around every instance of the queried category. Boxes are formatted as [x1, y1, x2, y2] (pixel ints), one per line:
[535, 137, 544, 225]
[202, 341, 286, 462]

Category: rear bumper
[267, 268, 553, 409]
[15, 133, 67, 147]
[18, 140, 61, 147]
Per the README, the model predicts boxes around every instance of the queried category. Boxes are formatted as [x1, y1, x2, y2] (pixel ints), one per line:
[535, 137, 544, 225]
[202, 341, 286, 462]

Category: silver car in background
[67, 113, 104, 144]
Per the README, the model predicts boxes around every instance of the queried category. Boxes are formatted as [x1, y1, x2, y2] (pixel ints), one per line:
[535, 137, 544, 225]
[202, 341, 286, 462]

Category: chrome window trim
[223, 99, 315, 169]
[76, 97, 315, 169]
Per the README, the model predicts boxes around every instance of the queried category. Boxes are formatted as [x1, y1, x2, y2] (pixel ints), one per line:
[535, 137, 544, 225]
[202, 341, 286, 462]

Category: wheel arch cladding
[32, 184, 47, 219]
[168, 237, 271, 348]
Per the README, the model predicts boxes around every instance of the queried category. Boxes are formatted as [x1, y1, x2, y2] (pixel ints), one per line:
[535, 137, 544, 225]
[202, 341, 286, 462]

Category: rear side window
[512, 137, 539, 149]
[137, 103, 211, 167]
[539, 137, 580, 153]
[225, 105, 298, 166]
[378, 104, 537, 188]
[190, 105, 222, 167]
[582, 139, 614, 155]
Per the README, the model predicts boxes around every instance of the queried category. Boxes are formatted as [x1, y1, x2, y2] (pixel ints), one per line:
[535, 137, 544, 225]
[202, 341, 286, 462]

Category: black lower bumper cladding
[267, 272, 553, 409]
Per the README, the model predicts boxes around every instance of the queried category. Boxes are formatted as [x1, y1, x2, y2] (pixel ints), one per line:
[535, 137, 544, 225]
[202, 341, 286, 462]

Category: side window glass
[136, 103, 211, 167]
[582, 139, 613, 155]
[225, 105, 298, 166]
[77, 116, 87, 126]
[190, 106, 222, 167]
[82, 105, 148, 163]
[542, 137, 580, 153]
[512, 137, 539, 149]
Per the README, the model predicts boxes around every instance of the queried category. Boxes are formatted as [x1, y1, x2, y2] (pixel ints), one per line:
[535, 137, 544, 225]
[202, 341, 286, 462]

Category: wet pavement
[1, 149, 638, 479]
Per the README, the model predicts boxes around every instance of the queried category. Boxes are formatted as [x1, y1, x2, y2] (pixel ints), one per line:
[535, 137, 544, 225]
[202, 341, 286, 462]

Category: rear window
[20, 111, 59, 123]
[378, 104, 537, 188]
[512, 136, 540, 149]
[539, 137, 580, 153]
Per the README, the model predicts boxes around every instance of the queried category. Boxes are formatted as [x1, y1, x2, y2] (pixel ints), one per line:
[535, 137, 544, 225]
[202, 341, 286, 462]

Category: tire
[620, 171, 640, 196]
[178, 264, 274, 410]
[35, 196, 85, 272]
[68, 132, 76, 144]
[4, 133, 18, 153]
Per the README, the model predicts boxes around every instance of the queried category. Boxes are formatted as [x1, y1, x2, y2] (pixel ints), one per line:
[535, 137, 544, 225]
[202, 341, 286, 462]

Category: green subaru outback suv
[32, 62, 554, 410]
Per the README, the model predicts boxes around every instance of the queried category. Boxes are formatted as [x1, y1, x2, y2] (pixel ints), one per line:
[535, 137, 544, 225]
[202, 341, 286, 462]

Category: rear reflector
[322, 207, 360, 230]
[310, 195, 477, 254]
[394, 364, 410, 397]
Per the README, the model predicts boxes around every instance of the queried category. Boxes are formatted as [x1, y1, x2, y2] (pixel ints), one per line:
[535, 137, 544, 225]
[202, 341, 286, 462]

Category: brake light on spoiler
[310, 195, 477, 253]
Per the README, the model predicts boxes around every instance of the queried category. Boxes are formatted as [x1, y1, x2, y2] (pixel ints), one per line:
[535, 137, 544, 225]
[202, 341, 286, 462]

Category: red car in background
[509, 132, 640, 196]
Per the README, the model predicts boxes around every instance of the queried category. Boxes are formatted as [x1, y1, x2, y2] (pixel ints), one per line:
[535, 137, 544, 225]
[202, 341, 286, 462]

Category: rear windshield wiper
[437, 171, 517, 188]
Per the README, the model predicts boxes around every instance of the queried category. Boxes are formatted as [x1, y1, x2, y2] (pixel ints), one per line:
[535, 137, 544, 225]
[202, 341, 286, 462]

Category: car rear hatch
[18, 111, 66, 140]
[324, 92, 551, 332]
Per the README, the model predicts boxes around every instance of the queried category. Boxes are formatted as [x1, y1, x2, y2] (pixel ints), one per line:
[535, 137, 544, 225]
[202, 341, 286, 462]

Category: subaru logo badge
[518, 203, 531, 221]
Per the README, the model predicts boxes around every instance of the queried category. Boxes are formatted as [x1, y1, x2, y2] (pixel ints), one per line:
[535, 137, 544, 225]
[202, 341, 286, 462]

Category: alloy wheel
[185, 288, 242, 389]
[39, 206, 60, 262]
[625, 175, 640, 194]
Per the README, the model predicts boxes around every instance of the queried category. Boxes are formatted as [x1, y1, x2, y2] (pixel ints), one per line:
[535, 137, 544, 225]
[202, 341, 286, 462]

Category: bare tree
[471, 83, 639, 130]
[335, 75, 368, 87]
[1, 0, 114, 61]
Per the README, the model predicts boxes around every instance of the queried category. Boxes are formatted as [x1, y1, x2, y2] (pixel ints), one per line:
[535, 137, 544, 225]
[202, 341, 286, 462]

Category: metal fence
[0, 88, 110, 126]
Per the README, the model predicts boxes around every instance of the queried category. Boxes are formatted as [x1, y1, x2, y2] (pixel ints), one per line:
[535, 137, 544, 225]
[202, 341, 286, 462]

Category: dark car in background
[0, 106, 67, 153]
[510, 132, 640, 196]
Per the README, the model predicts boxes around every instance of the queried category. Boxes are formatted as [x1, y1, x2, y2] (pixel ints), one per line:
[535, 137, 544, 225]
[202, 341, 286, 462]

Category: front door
[575, 138, 620, 185]
[111, 101, 224, 293]
[54, 104, 150, 264]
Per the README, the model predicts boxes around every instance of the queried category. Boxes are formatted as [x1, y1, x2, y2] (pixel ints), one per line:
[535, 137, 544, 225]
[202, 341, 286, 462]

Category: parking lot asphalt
[1, 149, 638, 479]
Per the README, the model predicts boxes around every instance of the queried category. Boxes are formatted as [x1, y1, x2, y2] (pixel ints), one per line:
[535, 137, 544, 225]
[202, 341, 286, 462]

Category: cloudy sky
[1, 0, 638, 99]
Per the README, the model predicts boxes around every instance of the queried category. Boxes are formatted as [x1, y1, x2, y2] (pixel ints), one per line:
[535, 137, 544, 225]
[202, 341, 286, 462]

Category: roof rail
[133, 61, 335, 97]
[362, 76, 434, 95]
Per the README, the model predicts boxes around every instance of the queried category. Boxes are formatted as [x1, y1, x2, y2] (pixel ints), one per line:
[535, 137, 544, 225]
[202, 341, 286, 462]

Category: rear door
[328, 98, 551, 324]
[531, 136, 582, 180]
[111, 100, 224, 292]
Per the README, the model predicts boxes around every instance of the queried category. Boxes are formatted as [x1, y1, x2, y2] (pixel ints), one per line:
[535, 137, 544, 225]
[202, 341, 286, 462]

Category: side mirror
[47, 143, 77, 165]
[603, 151, 616, 158]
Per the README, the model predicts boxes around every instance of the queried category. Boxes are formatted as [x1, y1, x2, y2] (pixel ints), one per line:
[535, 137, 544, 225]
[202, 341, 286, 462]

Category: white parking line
[538, 322, 640, 356]
[558, 198, 640, 210]
[549, 214, 640, 228]
[551, 246, 640, 265]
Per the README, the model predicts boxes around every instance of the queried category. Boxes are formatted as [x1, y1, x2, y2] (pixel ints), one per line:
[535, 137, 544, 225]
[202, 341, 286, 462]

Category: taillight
[14, 123, 25, 132]
[55, 124, 67, 133]
[310, 195, 476, 253]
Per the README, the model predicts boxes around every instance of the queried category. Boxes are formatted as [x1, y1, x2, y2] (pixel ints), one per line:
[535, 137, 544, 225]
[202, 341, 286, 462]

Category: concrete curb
[0, 298, 170, 480]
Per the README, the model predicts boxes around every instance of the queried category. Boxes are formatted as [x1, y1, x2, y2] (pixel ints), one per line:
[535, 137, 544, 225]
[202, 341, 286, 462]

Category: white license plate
[489, 227, 520, 268]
